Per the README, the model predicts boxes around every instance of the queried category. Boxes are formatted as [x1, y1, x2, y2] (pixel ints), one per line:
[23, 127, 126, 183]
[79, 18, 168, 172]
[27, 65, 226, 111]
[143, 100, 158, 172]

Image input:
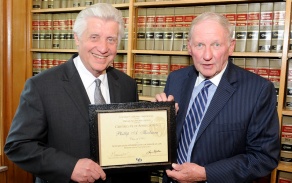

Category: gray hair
[188, 12, 234, 43]
[73, 3, 124, 45]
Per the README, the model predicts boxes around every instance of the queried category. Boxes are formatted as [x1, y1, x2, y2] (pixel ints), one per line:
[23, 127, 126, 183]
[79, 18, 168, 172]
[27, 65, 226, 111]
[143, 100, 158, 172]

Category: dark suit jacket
[164, 61, 280, 183]
[5, 54, 149, 183]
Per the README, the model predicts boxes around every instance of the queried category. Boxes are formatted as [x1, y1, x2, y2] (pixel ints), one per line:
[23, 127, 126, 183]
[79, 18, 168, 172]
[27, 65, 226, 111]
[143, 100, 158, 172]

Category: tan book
[245, 3, 260, 52]
[170, 56, 189, 72]
[235, 4, 248, 52]
[53, 0, 60, 8]
[134, 55, 144, 95]
[121, 9, 129, 50]
[73, 0, 81, 7]
[136, 8, 146, 50]
[173, 7, 185, 51]
[52, 14, 60, 49]
[60, 0, 67, 8]
[48, 0, 54, 8]
[257, 58, 269, 79]
[44, 14, 53, 49]
[41, 0, 49, 9]
[269, 58, 281, 95]
[71, 13, 78, 49]
[245, 58, 257, 74]
[278, 171, 292, 182]
[39, 14, 46, 49]
[271, 2, 285, 53]
[182, 7, 194, 51]
[32, 52, 41, 76]
[142, 55, 152, 96]
[159, 56, 170, 94]
[163, 7, 174, 51]
[259, 2, 273, 52]
[84, 0, 93, 7]
[215, 4, 226, 16]
[232, 58, 245, 69]
[59, 13, 67, 49]
[154, 8, 165, 50]
[32, 0, 41, 9]
[41, 53, 48, 72]
[151, 55, 161, 96]
[145, 8, 156, 50]
[32, 14, 40, 48]
[225, 4, 237, 39]
[65, 13, 73, 49]
[67, 0, 73, 8]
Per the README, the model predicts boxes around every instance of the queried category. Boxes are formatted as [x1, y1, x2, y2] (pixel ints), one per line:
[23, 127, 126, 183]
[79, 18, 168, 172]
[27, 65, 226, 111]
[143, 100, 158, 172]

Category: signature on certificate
[146, 149, 162, 155]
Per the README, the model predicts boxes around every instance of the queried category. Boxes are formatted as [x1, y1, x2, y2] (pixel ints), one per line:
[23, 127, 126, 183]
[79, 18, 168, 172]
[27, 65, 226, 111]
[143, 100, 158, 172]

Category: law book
[163, 7, 174, 51]
[173, 7, 185, 51]
[134, 55, 144, 95]
[271, 1, 285, 53]
[235, 4, 248, 52]
[232, 58, 245, 69]
[39, 14, 46, 49]
[32, 0, 41, 9]
[225, 4, 237, 39]
[282, 133, 292, 146]
[257, 58, 269, 80]
[122, 9, 129, 50]
[46, 53, 54, 70]
[67, 0, 73, 8]
[246, 3, 260, 52]
[40, 53, 48, 73]
[281, 151, 292, 164]
[282, 116, 292, 133]
[67, 13, 73, 49]
[73, 0, 81, 7]
[52, 13, 60, 49]
[142, 55, 152, 96]
[44, 13, 53, 49]
[278, 171, 292, 183]
[71, 13, 78, 49]
[32, 52, 41, 76]
[182, 7, 194, 51]
[215, 4, 226, 16]
[41, 0, 49, 9]
[32, 14, 40, 48]
[154, 8, 165, 50]
[59, 13, 67, 49]
[48, 0, 54, 8]
[269, 58, 281, 95]
[245, 58, 257, 74]
[60, 0, 67, 8]
[136, 8, 146, 50]
[145, 8, 156, 50]
[159, 56, 170, 94]
[53, 0, 60, 8]
[151, 55, 161, 96]
[259, 2, 274, 52]
[170, 56, 190, 72]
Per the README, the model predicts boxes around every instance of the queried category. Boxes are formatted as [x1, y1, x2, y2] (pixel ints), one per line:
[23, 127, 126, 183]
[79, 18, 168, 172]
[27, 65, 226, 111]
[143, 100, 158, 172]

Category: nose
[203, 45, 213, 61]
[95, 39, 109, 53]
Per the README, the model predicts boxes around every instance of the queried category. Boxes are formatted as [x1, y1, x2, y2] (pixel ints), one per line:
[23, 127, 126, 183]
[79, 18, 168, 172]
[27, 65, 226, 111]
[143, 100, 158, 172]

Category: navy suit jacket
[4, 54, 146, 183]
[164, 61, 280, 183]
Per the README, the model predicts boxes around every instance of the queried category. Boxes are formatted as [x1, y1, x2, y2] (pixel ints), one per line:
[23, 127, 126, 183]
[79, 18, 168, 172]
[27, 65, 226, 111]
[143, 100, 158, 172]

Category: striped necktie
[177, 80, 212, 164]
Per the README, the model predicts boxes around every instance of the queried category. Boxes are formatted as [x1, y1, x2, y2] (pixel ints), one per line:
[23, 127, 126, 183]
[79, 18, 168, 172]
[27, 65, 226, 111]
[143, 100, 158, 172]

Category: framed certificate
[89, 101, 176, 173]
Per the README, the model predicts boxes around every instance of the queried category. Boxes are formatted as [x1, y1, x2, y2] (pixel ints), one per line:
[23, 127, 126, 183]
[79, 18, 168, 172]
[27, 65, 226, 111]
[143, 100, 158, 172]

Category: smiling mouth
[92, 53, 106, 59]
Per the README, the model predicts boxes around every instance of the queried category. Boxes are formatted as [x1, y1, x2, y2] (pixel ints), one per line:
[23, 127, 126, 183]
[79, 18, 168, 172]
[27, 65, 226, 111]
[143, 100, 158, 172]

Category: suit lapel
[61, 58, 90, 121]
[195, 62, 237, 143]
[107, 67, 121, 103]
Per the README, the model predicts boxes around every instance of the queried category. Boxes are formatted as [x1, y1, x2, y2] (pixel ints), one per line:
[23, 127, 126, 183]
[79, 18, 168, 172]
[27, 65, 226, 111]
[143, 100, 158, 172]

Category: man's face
[74, 17, 119, 77]
[188, 20, 235, 79]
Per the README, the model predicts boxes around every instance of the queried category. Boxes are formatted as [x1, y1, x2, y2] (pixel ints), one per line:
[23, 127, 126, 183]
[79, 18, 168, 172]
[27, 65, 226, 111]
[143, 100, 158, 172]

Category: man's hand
[71, 158, 106, 183]
[166, 163, 206, 183]
[153, 93, 179, 114]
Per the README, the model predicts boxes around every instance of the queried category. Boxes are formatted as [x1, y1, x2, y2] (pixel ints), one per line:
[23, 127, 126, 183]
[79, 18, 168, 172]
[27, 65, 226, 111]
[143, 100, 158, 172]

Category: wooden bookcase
[26, 0, 291, 182]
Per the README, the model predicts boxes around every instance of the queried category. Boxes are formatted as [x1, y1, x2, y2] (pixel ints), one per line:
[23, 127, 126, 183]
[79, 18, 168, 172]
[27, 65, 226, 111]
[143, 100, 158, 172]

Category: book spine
[59, 14, 67, 49]
[182, 7, 194, 51]
[32, 14, 40, 49]
[142, 55, 152, 96]
[245, 58, 258, 74]
[259, 2, 273, 52]
[137, 8, 146, 50]
[39, 14, 46, 49]
[225, 4, 237, 39]
[145, 8, 156, 50]
[134, 55, 144, 96]
[271, 2, 285, 53]
[154, 8, 165, 50]
[246, 3, 260, 52]
[44, 14, 53, 49]
[173, 7, 184, 51]
[32, 0, 41, 9]
[163, 7, 174, 51]
[257, 58, 269, 79]
[235, 4, 248, 52]
[32, 52, 41, 76]
[269, 58, 281, 95]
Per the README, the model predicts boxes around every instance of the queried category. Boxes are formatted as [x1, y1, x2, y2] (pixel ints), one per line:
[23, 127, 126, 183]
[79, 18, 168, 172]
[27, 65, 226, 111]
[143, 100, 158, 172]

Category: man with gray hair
[5, 3, 149, 183]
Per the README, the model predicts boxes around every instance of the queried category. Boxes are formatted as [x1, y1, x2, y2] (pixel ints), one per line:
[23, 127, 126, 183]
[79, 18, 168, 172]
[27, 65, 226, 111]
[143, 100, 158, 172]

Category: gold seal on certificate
[89, 102, 176, 172]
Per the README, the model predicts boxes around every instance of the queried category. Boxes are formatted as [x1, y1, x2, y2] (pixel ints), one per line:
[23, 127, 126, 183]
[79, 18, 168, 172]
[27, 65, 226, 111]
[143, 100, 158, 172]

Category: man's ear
[74, 33, 80, 46]
[187, 40, 192, 55]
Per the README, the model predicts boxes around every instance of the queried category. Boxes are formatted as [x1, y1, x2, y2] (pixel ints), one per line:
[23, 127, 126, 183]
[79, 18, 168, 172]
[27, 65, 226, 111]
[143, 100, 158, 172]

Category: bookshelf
[27, 0, 291, 182]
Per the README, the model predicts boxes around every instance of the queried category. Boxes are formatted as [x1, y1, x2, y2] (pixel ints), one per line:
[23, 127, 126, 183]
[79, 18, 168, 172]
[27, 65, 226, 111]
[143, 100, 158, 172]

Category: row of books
[136, 2, 285, 52]
[32, 52, 282, 98]
[32, 52, 127, 75]
[32, 10, 128, 49]
[32, 0, 129, 9]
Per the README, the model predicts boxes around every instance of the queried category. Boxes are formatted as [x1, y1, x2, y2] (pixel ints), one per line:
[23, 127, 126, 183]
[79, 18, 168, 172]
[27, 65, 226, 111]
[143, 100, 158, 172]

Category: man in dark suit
[155, 12, 280, 183]
[4, 3, 149, 183]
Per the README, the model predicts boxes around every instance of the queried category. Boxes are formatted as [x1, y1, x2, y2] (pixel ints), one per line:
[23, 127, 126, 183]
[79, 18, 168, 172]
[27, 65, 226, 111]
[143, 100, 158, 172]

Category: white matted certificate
[89, 102, 176, 172]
